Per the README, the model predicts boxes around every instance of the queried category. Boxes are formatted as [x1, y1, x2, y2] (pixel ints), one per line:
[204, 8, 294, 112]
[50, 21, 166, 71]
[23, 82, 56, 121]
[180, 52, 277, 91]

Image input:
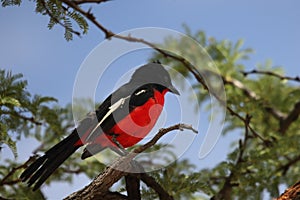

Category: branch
[61, 167, 84, 174]
[226, 72, 300, 135]
[223, 76, 286, 120]
[133, 123, 198, 154]
[59, 0, 271, 150]
[122, 160, 174, 200]
[224, 101, 272, 147]
[73, 0, 110, 5]
[0, 156, 37, 186]
[125, 174, 141, 200]
[140, 173, 174, 200]
[57, 0, 298, 147]
[275, 155, 300, 176]
[60, 0, 208, 90]
[122, 160, 173, 200]
[64, 123, 197, 200]
[16, 114, 43, 126]
[211, 115, 251, 200]
[18, 1, 299, 199]
[40, 0, 81, 37]
[279, 100, 300, 134]
[242, 69, 300, 83]
[60, 0, 114, 38]
[277, 180, 300, 200]
[1, 110, 42, 126]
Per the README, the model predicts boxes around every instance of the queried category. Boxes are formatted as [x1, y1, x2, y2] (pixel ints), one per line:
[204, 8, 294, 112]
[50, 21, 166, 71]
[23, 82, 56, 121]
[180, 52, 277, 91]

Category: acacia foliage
[0, 80, 105, 199]
[1, 29, 299, 199]
[151, 28, 300, 199]
[0, 0, 299, 197]
[1, 0, 88, 41]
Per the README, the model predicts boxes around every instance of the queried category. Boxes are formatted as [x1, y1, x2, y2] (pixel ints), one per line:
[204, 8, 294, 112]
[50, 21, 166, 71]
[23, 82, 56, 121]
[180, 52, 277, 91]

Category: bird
[20, 62, 179, 191]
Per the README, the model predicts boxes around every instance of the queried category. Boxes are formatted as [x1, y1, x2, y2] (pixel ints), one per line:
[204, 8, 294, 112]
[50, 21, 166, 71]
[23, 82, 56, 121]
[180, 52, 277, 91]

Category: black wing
[81, 83, 155, 143]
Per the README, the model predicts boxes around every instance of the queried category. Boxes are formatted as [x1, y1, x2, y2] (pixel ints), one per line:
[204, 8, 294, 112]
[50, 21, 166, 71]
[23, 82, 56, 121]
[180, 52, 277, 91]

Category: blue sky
[1, 0, 299, 199]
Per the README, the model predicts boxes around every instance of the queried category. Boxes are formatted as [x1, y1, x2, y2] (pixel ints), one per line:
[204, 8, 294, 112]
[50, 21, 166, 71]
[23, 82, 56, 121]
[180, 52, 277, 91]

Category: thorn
[87, 7, 92, 14]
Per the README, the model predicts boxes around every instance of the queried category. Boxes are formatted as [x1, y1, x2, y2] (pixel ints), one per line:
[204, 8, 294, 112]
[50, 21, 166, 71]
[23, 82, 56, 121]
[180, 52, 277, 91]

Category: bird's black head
[130, 63, 179, 95]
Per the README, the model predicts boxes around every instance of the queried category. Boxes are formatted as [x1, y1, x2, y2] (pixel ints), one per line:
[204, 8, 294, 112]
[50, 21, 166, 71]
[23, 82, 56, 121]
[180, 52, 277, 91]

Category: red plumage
[20, 63, 179, 190]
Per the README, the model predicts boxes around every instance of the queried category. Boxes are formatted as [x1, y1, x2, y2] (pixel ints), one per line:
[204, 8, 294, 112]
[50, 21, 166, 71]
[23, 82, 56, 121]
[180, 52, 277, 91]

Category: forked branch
[64, 123, 197, 200]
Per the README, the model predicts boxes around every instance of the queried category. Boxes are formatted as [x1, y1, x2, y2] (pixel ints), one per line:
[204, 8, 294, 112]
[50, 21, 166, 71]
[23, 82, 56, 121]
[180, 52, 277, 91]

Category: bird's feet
[110, 134, 128, 156]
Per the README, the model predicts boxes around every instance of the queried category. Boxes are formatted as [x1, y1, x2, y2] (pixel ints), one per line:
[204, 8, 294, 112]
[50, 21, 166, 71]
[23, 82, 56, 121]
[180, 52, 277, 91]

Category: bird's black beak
[168, 85, 180, 95]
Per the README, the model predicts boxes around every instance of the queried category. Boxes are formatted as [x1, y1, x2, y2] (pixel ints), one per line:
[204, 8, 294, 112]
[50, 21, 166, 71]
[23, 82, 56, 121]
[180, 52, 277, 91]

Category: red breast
[95, 89, 167, 148]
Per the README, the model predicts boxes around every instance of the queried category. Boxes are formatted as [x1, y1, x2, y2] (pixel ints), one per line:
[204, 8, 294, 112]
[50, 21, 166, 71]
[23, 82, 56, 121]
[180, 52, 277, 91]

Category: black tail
[20, 131, 81, 191]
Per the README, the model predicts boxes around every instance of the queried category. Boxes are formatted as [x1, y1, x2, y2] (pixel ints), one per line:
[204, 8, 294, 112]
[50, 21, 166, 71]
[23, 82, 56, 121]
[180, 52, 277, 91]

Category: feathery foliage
[1, 0, 88, 41]
[0, 0, 299, 198]
[151, 28, 300, 199]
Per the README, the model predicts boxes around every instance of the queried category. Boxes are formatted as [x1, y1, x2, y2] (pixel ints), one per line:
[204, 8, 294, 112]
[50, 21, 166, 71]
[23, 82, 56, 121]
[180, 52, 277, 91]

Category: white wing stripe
[135, 89, 146, 96]
[86, 95, 130, 141]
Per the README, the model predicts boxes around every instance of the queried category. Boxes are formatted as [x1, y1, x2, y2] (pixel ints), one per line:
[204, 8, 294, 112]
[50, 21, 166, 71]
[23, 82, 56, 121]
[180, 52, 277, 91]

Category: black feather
[20, 62, 177, 190]
[20, 131, 80, 190]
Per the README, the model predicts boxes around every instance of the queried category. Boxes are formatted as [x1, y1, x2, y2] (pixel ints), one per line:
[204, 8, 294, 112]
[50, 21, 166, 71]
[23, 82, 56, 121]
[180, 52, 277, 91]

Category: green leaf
[0, 96, 21, 107]
[1, 0, 21, 7]
[0, 124, 17, 158]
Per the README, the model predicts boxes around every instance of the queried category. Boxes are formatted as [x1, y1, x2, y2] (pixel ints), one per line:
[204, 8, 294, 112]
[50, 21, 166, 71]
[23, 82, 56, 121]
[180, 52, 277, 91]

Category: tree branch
[64, 123, 197, 200]
[60, 0, 208, 91]
[125, 174, 141, 200]
[61, 167, 84, 175]
[0, 156, 37, 186]
[276, 155, 300, 176]
[140, 173, 174, 200]
[40, 2, 298, 198]
[277, 180, 300, 200]
[59, 0, 271, 150]
[211, 115, 251, 200]
[133, 123, 198, 154]
[1, 110, 42, 126]
[60, 0, 114, 38]
[242, 69, 300, 83]
[40, 0, 81, 37]
[279, 100, 300, 134]
[240, 70, 300, 134]
[56, 0, 298, 146]
[73, 0, 110, 5]
[223, 76, 286, 121]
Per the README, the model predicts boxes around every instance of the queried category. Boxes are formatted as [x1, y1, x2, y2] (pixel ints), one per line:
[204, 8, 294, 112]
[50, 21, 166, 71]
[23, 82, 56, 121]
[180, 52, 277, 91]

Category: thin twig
[60, 0, 114, 38]
[225, 103, 271, 147]
[279, 100, 300, 134]
[242, 69, 300, 83]
[140, 173, 174, 200]
[276, 155, 300, 176]
[40, 0, 81, 37]
[61, 168, 84, 174]
[211, 114, 252, 200]
[223, 75, 286, 121]
[0, 156, 37, 186]
[134, 123, 198, 154]
[73, 0, 110, 5]
[1, 110, 42, 125]
[236, 114, 251, 163]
